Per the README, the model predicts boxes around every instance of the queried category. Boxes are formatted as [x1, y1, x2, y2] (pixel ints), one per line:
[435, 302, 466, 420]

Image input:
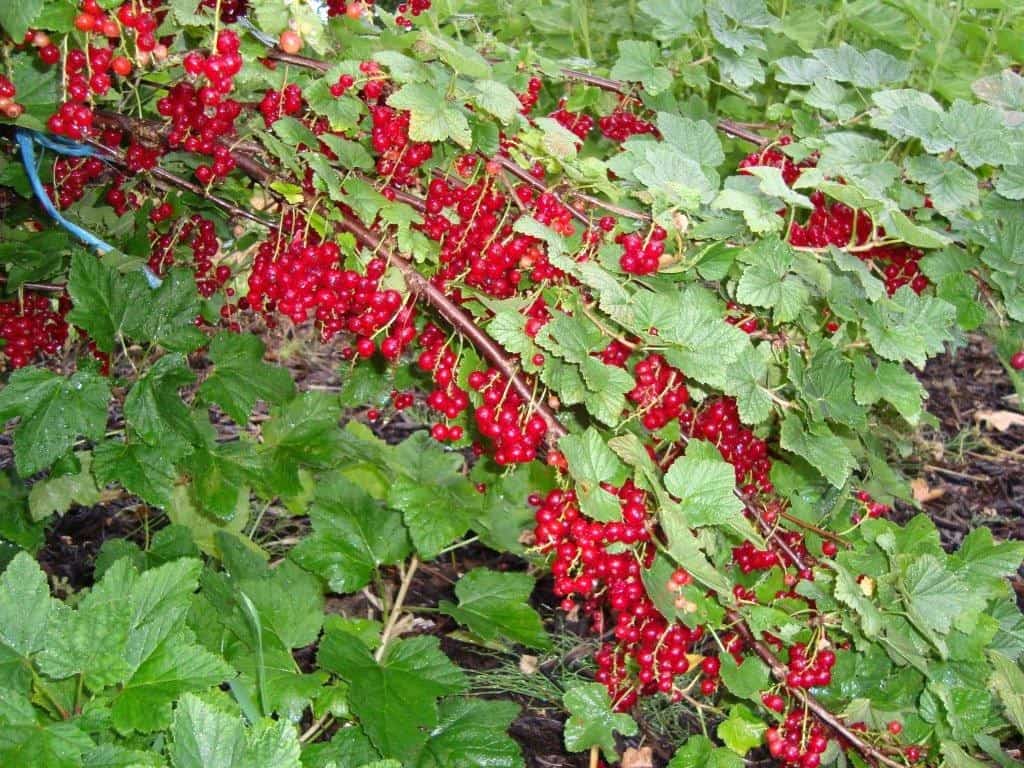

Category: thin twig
[375, 555, 420, 662]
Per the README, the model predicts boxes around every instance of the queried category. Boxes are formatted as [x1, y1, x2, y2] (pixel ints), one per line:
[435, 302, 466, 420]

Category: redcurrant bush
[0, 1, 1022, 767]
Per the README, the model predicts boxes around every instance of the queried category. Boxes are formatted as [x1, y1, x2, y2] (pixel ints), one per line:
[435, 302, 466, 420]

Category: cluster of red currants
[785, 643, 836, 689]
[614, 224, 667, 275]
[738, 142, 931, 296]
[598, 107, 656, 142]
[517, 77, 543, 115]
[148, 214, 232, 300]
[48, 156, 107, 209]
[534, 485, 712, 710]
[724, 301, 761, 334]
[165, 30, 244, 183]
[421, 179, 563, 299]
[550, 101, 595, 142]
[626, 353, 690, 430]
[246, 221, 413, 353]
[0, 74, 23, 119]
[0, 293, 70, 369]
[259, 84, 305, 127]
[370, 105, 433, 186]
[395, 0, 432, 26]
[686, 397, 773, 494]
[415, 324, 470, 441]
[765, 710, 830, 768]
[468, 368, 548, 464]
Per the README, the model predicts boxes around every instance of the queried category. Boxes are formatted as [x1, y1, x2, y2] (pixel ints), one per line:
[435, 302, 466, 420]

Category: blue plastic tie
[16, 128, 162, 289]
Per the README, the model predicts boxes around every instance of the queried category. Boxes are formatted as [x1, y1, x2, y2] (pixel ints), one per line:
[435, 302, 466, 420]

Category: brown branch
[778, 507, 850, 547]
[727, 609, 905, 768]
[263, 51, 770, 149]
[0, 275, 65, 292]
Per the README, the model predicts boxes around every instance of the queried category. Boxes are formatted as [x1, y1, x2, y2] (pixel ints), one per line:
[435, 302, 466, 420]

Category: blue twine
[16, 128, 162, 289]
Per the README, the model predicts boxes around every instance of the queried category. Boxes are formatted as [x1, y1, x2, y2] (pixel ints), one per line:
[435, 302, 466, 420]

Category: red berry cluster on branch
[0, 74, 23, 119]
[48, 156, 107, 209]
[550, 100, 594, 142]
[598, 107, 656, 142]
[616, 225, 667, 275]
[247, 220, 412, 352]
[148, 214, 232, 299]
[259, 84, 305, 127]
[686, 397, 773, 494]
[627, 353, 690, 430]
[370, 105, 433, 186]
[469, 368, 548, 464]
[738, 143, 930, 296]
[766, 710, 830, 768]
[0, 293, 70, 369]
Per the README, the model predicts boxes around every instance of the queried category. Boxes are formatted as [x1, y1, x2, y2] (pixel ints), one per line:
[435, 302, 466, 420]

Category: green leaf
[65, 250, 146, 353]
[417, 30, 492, 79]
[852, 358, 926, 425]
[790, 348, 866, 429]
[198, 333, 295, 424]
[122, 268, 206, 353]
[412, 698, 523, 768]
[952, 528, 1024, 598]
[996, 165, 1024, 200]
[990, 651, 1024, 736]
[904, 156, 979, 217]
[558, 428, 628, 522]
[385, 434, 480, 559]
[0, 367, 110, 476]
[663, 441, 754, 539]
[388, 84, 471, 148]
[779, 414, 856, 487]
[713, 177, 785, 234]
[638, 0, 702, 42]
[562, 683, 638, 761]
[258, 393, 346, 497]
[93, 440, 178, 508]
[0, 0, 43, 45]
[124, 354, 201, 449]
[0, 690, 93, 768]
[668, 735, 743, 768]
[729, 344, 774, 425]
[717, 703, 767, 755]
[0, 551, 59, 657]
[941, 100, 1006, 169]
[169, 694, 245, 768]
[28, 451, 101, 521]
[610, 40, 673, 95]
[291, 477, 410, 593]
[318, 632, 465, 762]
[439, 569, 549, 649]
[111, 631, 233, 733]
[901, 554, 985, 637]
[718, 653, 771, 702]
[657, 112, 725, 168]
[862, 287, 956, 369]
[736, 236, 809, 322]
[470, 80, 520, 124]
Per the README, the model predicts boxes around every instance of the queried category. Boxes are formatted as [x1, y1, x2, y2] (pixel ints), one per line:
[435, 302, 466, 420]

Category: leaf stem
[375, 554, 420, 663]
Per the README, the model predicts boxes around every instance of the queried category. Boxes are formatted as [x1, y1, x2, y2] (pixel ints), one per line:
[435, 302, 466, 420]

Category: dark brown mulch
[896, 335, 1024, 548]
